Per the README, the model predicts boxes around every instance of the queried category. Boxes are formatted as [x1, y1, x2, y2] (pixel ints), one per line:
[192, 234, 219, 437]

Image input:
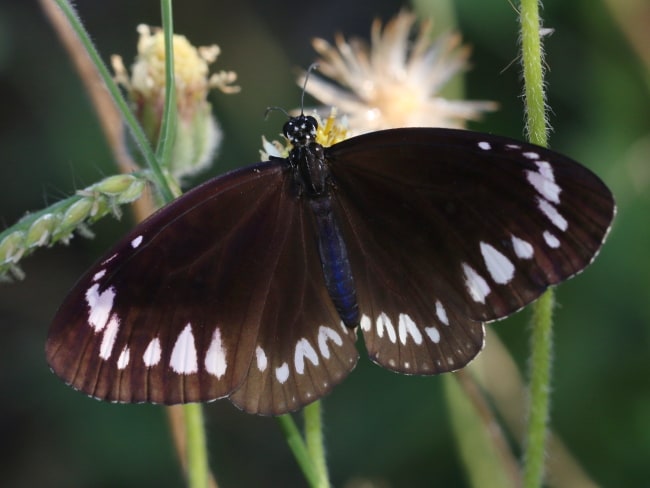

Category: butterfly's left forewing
[46, 161, 358, 414]
[327, 128, 614, 374]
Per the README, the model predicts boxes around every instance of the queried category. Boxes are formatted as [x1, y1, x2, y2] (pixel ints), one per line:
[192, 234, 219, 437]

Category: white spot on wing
[462, 263, 491, 303]
[480, 242, 515, 284]
[376, 312, 397, 343]
[537, 198, 568, 231]
[398, 314, 422, 345]
[275, 363, 289, 384]
[143, 338, 162, 367]
[205, 327, 227, 378]
[99, 315, 120, 360]
[543, 231, 561, 248]
[102, 253, 118, 265]
[92, 269, 106, 282]
[435, 300, 449, 326]
[425, 326, 441, 343]
[523, 151, 539, 159]
[360, 314, 372, 332]
[511, 235, 534, 259]
[318, 326, 342, 359]
[256, 346, 268, 372]
[294, 338, 319, 374]
[117, 346, 130, 369]
[536, 161, 554, 181]
[526, 162, 561, 203]
[340, 320, 348, 333]
[478, 141, 491, 150]
[170, 323, 198, 374]
[131, 235, 143, 248]
[85, 284, 115, 332]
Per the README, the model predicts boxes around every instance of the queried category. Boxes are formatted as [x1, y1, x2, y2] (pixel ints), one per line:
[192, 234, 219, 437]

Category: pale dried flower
[112, 25, 240, 178]
[302, 10, 497, 135]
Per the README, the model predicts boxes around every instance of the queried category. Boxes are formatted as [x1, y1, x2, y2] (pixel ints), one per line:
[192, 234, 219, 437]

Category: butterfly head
[283, 115, 319, 147]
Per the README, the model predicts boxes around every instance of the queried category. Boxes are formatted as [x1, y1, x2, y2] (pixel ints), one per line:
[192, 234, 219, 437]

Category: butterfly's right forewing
[47, 160, 359, 414]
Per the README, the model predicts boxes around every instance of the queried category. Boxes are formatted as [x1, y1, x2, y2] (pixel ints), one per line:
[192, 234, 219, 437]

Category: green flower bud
[0, 231, 26, 265]
[115, 178, 146, 204]
[25, 214, 58, 248]
[60, 198, 94, 230]
[94, 174, 140, 196]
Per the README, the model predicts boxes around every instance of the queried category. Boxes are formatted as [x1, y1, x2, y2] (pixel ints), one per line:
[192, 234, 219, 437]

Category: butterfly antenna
[300, 63, 319, 115]
[264, 106, 290, 120]
[265, 64, 318, 120]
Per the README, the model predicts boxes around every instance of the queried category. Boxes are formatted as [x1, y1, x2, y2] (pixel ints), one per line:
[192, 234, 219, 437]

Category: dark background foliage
[0, 1, 648, 487]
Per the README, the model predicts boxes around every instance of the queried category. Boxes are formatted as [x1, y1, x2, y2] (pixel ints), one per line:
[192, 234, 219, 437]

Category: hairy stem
[519, 1, 554, 487]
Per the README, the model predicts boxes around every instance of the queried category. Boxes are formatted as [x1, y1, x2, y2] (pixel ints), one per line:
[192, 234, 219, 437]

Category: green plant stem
[277, 415, 320, 488]
[523, 291, 554, 488]
[156, 2, 209, 487]
[304, 402, 330, 487]
[519, 1, 554, 487]
[520, 0, 548, 148]
[157, 0, 178, 168]
[184, 403, 210, 488]
[52, 0, 175, 203]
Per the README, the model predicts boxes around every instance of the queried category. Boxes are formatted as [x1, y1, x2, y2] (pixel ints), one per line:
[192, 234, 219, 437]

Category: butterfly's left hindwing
[46, 161, 359, 415]
[327, 128, 614, 374]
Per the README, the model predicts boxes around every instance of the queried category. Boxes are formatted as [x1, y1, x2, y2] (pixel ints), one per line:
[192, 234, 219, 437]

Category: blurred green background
[1, 1, 648, 487]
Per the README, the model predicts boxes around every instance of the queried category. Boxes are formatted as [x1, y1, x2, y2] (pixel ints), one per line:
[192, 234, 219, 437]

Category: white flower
[301, 10, 497, 134]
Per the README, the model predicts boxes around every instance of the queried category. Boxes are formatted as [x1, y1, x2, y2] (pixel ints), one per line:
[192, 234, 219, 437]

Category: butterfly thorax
[288, 143, 330, 198]
[283, 115, 331, 198]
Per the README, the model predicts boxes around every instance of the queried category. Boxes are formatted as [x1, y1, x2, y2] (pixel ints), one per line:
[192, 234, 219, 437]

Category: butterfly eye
[47, 117, 615, 415]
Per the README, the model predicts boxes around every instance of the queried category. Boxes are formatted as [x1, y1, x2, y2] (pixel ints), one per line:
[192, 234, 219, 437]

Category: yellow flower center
[373, 84, 421, 125]
[316, 110, 349, 147]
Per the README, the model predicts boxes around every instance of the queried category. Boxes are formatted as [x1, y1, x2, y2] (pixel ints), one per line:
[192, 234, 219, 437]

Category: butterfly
[46, 114, 615, 415]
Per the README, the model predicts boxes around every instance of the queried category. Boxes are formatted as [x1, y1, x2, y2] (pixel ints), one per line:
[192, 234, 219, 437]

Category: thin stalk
[184, 403, 210, 488]
[520, 0, 549, 147]
[523, 291, 555, 488]
[51, 0, 175, 203]
[304, 402, 330, 487]
[519, 1, 554, 487]
[156, 0, 178, 168]
[277, 415, 320, 488]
